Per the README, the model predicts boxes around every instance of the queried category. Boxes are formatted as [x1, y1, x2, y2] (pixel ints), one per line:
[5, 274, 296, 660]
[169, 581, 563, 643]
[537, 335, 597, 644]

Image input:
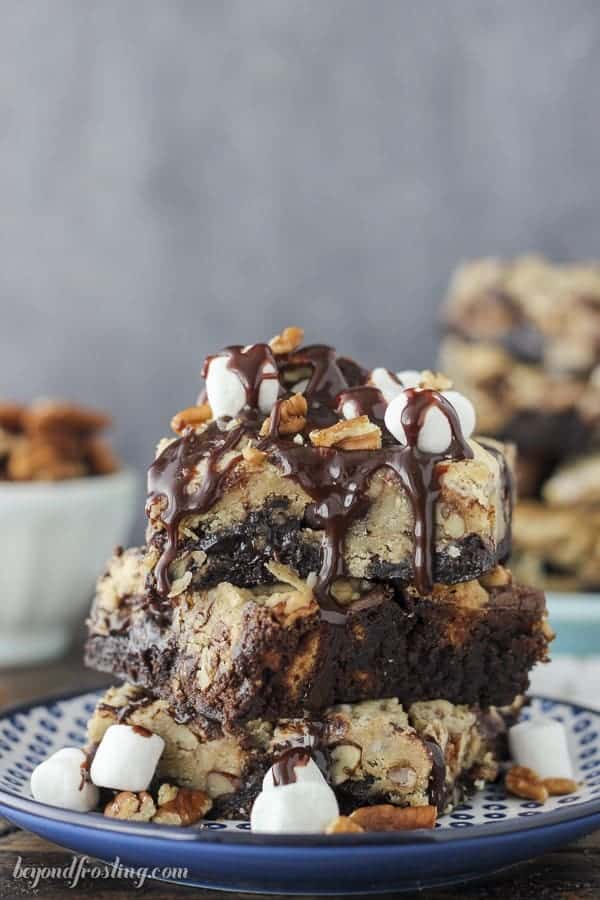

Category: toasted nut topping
[419, 370, 453, 391]
[310, 416, 382, 450]
[260, 394, 307, 437]
[85, 438, 120, 475]
[104, 791, 156, 821]
[350, 804, 437, 831]
[171, 403, 212, 434]
[326, 816, 364, 834]
[480, 565, 511, 589]
[0, 402, 25, 431]
[505, 766, 549, 803]
[543, 777, 578, 796]
[269, 326, 304, 355]
[153, 786, 212, 826]
[157, 783, 179, 805]
[24, 401, 112, 436]
[242, 445, 267, 466]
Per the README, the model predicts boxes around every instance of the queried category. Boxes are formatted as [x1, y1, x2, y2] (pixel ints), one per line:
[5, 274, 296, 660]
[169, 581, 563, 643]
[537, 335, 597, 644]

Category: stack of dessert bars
[85, 328, 552, 820]
[440, 255, 600, 591]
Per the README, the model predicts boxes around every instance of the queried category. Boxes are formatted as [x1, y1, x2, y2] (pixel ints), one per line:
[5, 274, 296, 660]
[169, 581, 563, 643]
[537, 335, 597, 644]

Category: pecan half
[505, 766, 549, 803]
[350, 804, 437, 831]
[260, 394, 307, 436]
[171, 403, 212, 434]
[310, 416, 381, 450]
[269, 326, 304, 355]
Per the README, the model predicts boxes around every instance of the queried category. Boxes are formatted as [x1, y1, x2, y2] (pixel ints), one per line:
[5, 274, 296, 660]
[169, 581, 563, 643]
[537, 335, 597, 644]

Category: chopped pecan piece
[260, 394, 307, 436]
[104, 790, 156, 821]
[269, 326, 304, 355]
[350, 804, 437, 831]
[505, 766, 549, 803]
[171, 403, 212, 434]
[326, 816, 365, 834]
[152, 785, 212, 826]
[310, 416, 381, 450]
[543, 777, 578, 796]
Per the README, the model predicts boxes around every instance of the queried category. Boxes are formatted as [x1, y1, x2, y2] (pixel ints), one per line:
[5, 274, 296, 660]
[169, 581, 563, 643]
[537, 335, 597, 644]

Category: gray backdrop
[2, 0, 600, 491]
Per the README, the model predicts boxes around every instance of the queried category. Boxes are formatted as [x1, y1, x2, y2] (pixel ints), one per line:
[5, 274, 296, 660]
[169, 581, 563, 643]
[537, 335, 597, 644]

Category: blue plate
[1, 690, 600, 894]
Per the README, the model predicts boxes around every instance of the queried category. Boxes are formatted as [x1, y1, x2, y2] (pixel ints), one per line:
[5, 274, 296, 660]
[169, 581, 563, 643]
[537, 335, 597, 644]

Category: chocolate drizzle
[202, 343, 279, 408]
[147, 421, 247, 595]
[424, 737, 446, 811]
[271, 746, 312, 786]
[147, 342, 473, 614]
[335, 386, 387, 427]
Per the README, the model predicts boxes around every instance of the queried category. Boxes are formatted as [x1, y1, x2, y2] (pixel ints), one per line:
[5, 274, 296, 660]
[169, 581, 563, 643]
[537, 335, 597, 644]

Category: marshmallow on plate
[384, 388, 476, 454]
[30, 748, 99, 812]
[205, 347, 279, 419]
[508, 719, 574, 780]
[251, 756, 339, 834]
[90, 724, 165, 792]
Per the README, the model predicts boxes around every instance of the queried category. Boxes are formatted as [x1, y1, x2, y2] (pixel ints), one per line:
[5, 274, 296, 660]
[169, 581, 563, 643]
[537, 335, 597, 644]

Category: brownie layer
[88, 683, 510, 818]
[86, 550, 551, 725]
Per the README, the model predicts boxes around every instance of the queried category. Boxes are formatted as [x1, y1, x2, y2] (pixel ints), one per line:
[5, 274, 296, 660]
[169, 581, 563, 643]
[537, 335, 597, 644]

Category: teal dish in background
[547, 593, 600, 656]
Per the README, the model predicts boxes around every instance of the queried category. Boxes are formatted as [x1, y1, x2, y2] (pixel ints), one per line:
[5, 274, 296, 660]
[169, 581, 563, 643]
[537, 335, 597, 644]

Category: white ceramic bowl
[0, 469, 138, 667]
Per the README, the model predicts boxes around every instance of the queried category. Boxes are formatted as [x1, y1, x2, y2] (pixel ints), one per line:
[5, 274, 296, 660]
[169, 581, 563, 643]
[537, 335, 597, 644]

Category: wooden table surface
[2, 649, 600, 899]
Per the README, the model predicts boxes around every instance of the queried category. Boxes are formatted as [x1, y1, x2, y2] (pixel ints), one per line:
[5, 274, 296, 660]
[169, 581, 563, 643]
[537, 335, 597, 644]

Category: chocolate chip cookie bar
[87, 683, 511, 818]
[440, 257, 600, 590]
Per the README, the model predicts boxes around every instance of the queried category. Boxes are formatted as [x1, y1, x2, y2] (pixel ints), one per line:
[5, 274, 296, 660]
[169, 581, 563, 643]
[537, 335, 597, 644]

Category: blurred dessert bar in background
[0, 399, 120, 481]
[440, 256, 600, 591]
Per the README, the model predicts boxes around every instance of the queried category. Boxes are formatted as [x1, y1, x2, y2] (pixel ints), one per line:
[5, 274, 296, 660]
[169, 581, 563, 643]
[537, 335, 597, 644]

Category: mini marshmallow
[251, 764, 339, 834]
[90, 724, 165, 792]
[384, 388, 476, 453]
[508, 719, 574, 780]
[205, 356, 246, 419]
[30, 748, 99, 812]
[370, 368, 403, 404]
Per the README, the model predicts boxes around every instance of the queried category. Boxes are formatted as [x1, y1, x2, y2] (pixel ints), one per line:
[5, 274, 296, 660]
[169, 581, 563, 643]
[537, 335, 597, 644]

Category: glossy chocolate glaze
[202, 344, 279, 408]
[147, 343, 472, 614]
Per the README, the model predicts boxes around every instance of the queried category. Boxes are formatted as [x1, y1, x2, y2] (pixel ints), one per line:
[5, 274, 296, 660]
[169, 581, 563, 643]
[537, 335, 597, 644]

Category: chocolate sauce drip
[265, 388, 472, 606]
[148, 342, 473, 610]
[424, 737, 446, 811]
[335, 386, 387, 428]
[147, 421, 248, 595]
[202, 344, 279, 408]
[271, 746, 312, 786]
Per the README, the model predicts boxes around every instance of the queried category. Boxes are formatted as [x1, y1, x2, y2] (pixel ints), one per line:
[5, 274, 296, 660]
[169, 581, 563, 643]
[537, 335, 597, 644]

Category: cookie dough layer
[88, 684, 509, 818]
[145, 433, 513, 591]
[86, 550, 551, 724]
